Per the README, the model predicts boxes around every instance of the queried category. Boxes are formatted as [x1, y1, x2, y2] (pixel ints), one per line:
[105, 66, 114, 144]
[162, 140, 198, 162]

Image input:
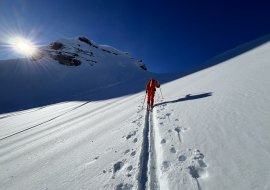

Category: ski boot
[150, 104, 154, 112]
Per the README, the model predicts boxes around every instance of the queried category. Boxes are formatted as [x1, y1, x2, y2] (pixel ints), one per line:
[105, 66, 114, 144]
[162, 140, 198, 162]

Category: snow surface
[1, 34, 270, 190]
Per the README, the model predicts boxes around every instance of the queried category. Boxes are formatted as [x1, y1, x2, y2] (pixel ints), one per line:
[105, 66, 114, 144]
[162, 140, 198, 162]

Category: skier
[146, 78, 160, 111]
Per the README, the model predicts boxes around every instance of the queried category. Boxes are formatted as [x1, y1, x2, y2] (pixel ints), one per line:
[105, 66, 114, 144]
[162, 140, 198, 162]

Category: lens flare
[18, 43, 30, 51]
[9, 38, 14, 44]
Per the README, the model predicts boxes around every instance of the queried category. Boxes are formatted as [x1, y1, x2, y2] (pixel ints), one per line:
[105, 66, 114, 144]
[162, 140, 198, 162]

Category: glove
[146, 90, 147, 94]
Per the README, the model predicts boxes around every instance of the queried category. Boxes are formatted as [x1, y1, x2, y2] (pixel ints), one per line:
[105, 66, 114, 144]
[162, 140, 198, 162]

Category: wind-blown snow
[1, 34, 270, 190]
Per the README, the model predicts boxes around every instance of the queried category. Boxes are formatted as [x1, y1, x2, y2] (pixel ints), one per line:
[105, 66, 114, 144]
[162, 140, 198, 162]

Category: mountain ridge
[31, 36, 147, 70]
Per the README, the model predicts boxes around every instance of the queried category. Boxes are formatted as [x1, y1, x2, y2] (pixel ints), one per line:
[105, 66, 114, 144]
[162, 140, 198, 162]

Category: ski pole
[160, 88, 164, 99]
[142, 94, 147, 110]
[158, 80, 164, 99]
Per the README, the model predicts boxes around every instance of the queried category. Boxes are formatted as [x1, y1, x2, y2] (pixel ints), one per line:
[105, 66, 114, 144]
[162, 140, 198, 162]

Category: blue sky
[0, 0, 270, 73]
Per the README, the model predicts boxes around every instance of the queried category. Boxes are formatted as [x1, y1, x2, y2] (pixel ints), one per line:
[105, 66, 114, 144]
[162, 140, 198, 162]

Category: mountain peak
[31, 36, 147, 70]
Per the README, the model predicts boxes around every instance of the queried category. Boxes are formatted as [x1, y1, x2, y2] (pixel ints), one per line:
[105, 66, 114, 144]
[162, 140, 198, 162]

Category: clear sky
[1, 0, 270, 73]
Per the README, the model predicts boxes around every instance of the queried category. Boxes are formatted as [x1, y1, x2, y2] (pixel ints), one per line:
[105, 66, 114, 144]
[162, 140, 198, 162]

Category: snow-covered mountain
[0, 36, 148, 114]
[0, 34, 270, 190]
[32, 36, 147, 70]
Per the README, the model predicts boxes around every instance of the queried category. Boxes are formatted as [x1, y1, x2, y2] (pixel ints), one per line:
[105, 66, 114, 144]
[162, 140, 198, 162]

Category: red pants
[147, 90, 155, 105]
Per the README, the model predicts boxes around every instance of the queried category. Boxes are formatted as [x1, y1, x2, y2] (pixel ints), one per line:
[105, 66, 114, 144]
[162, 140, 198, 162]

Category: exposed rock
[86, 60, 98, 66]
[75, 47, 93, 56]
[78, 36, 92, 46]
[62, 51, 79, 57]
[30, 36, 147, 70]
[51, 54, 81, 66]
[140, 65, 147, 71]
[78, 36, 98, 49]
[136, 60, 147, 71]
[92, 44, 98, 49]
[50, 42, 64, 50]
[101, 49, 112, 53]
[101, 49, 120, 55]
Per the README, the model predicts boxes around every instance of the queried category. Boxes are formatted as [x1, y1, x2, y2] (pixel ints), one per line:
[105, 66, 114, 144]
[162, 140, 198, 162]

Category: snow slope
[1, 34, 270, 190]
[0, 36, 147, 114]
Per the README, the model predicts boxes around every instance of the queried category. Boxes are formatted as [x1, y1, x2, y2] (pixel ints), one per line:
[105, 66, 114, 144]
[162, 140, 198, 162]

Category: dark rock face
[101, 48, 120, 55]
[78, 36, 92, 45]
[86, 60, 98, 66]
[78, 36, 98, 49]
[50, 42, 64, 50]
[101, 49, 112, 53]
[137, 60, 147, 71]
[52, 54, 81, 66]
[75, 47, 93, 56]
[31, 48, 81, 66]
[139, 65, 147, 71]
[30, 36, 147, 69]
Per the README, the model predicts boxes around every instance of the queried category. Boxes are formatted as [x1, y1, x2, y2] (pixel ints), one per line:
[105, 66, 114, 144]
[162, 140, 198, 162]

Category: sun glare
[19, 43, 30, 51]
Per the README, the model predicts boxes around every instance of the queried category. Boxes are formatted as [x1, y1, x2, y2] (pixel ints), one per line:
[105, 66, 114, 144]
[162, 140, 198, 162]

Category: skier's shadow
[155, 92, 213, 106]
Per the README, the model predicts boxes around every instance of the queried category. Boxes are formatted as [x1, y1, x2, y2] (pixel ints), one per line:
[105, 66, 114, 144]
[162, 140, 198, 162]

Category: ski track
[0, 91, 209, 190]
[0, 77, 133, 116]
[0, 94, 140, 159]
[138, 99, 159, 190]
[0, 101, 72, 120]
[1, 34, 270, 190]
[136, 93, 208, 190]
[149, 111, 159, 190]
[0, 92, 147, 189]
[0, 102, 90, 141]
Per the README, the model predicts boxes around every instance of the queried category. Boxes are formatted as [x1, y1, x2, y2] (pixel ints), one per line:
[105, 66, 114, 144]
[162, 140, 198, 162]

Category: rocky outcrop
[136, 60, 147, 71]
[30, 36, 147, 70]
[85, 60, 98, 66]
[50, 42, 65, 50]
[75, 47, 93, 56]
[78, 36, 98, 49]
[101, 48, 120, 55]
[51, 54, 81, 66]
[31, 45, 82, 66]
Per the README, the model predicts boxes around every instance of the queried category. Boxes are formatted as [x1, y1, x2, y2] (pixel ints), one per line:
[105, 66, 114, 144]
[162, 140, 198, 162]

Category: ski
[147, 103, 153, 112]
[148, 104, 153, 112]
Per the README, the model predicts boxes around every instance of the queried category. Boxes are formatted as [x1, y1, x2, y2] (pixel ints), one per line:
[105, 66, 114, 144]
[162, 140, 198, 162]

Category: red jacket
[146, 79, 160, 91]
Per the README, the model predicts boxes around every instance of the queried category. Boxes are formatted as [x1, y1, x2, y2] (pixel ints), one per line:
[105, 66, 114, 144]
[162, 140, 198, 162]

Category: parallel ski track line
[138, 110, 150, 190]
[0, 102, 70, 120]
[0, 94, 140, 159]
[0, 77, 133, 117]
[149, 111, 159, 190]
[138, 109, 159, 190]
[0, 101, 90, 141]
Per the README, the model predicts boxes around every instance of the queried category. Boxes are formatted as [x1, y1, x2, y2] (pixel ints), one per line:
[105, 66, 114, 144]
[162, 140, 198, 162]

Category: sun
[18, 43, 30, 51]
[11, 38, 34, 56]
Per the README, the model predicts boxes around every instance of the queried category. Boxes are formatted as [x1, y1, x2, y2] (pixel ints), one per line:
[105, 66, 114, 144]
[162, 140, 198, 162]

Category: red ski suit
[146, 79, 160, 105]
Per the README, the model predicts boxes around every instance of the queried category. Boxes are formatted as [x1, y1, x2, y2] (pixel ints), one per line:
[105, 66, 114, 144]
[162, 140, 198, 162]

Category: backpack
[149, 79, 156, 90]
